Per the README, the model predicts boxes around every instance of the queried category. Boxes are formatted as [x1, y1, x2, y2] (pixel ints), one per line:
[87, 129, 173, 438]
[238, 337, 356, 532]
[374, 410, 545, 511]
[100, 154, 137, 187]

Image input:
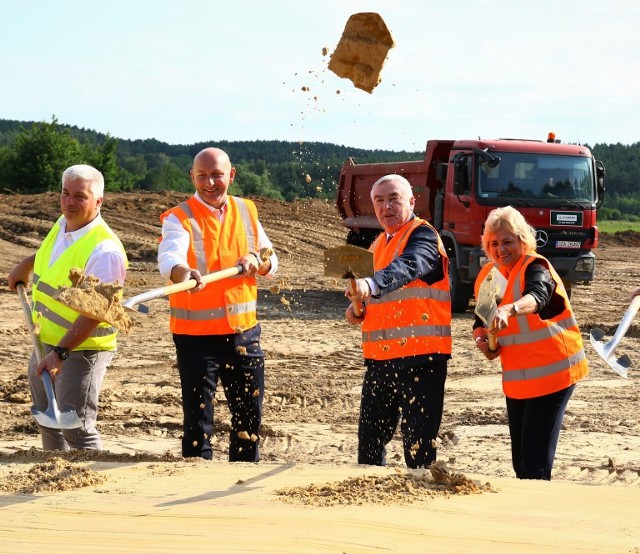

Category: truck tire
[563, 281, 572, 300]
[449, 257, 472, 313]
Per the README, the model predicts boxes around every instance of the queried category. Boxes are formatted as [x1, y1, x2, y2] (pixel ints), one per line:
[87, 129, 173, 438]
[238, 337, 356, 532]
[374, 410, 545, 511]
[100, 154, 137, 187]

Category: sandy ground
[0, 192, 639, 553]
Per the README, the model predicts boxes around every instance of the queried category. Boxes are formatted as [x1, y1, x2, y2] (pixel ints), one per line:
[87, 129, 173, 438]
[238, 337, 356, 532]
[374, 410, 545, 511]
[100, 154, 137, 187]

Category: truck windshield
[476, 153, 595, 203]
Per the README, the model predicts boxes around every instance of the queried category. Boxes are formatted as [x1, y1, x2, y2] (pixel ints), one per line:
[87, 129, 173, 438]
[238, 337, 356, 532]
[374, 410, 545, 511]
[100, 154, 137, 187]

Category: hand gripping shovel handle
[123, 264, 243, 311]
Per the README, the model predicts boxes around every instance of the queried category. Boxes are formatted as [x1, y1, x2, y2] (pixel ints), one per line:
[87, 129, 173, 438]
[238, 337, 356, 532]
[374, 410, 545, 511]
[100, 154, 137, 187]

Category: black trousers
[358, 358, 447, 468]
[173, 325, 264, 462]
[505, 384, 575, 480]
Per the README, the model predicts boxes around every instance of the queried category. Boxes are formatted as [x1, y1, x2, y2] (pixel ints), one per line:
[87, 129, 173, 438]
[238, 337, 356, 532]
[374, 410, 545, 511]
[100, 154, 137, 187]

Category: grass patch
[598, 220, 640, 233]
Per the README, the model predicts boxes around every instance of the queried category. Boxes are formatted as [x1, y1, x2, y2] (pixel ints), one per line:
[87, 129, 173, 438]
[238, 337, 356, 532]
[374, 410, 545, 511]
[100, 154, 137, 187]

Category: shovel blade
[324, 245, 374, 280]
[123, 299, 150, 314]
[31, 407, 83, 430]
[31, 371, 83, 430]
[588, 296, 640, 379]
[474, 266, 507, 326]
[590, 328, 629, 379]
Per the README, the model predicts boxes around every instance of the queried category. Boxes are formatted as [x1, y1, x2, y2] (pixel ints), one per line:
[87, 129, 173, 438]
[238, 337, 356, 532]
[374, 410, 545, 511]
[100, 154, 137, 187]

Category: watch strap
[53, 346, 70, 360]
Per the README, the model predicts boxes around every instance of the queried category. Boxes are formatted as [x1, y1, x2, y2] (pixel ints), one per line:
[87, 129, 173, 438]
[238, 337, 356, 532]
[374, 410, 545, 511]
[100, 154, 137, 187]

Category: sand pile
[275, 462, 496, 507]
[0, 456, 106, 494]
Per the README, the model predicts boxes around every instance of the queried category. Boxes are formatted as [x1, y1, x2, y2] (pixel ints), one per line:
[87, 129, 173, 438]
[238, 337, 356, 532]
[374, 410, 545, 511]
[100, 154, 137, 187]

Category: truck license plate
[555, 241, 581, 249]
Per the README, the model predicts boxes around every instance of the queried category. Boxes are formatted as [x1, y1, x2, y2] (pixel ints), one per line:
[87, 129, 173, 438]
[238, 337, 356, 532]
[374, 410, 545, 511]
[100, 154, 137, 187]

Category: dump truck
[336, 135, 606, 313]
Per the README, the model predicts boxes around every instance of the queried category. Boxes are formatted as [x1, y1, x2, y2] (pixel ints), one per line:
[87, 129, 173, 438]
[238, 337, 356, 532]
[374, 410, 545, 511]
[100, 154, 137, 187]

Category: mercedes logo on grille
[536, 230, 548, 247]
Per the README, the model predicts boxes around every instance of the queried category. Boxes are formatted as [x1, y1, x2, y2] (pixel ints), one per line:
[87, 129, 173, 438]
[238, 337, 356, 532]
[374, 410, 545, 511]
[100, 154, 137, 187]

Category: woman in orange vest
[473, 206, 588, 480]
[346, 174, 451, 468]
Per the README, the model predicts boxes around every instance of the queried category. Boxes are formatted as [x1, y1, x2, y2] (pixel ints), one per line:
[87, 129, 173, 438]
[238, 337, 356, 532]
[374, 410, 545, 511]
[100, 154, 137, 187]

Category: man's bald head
[190, 147, 236, 208]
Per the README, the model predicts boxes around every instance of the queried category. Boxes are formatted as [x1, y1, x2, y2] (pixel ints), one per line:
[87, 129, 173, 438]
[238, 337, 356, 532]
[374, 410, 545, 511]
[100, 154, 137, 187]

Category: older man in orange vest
[158, 147, 277, 462]
[346, 174, 451, 468]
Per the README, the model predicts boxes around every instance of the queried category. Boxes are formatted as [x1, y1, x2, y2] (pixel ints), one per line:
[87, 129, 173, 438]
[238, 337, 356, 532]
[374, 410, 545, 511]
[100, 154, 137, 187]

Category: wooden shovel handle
[168, 265, 243, 295]
[123, 265, 242, 310]
[349, 279, 364, 317]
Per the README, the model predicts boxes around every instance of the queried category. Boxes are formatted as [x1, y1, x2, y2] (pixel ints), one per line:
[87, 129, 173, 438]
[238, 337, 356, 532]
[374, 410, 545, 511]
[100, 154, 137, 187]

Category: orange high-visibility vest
[362, 218, 452, 360]
[160, 196, 260, 335]
[475, 254, 588, 399]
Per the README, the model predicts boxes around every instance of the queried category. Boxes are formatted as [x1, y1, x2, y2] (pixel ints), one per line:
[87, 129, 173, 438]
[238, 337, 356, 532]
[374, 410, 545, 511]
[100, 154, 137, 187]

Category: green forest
[0, 117, 638, 220]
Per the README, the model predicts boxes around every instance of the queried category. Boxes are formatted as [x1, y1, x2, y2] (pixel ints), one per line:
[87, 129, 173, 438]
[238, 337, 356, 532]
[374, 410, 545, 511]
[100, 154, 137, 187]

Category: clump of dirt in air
[54, 268, 132, 333]
[328, 12, 395, 93]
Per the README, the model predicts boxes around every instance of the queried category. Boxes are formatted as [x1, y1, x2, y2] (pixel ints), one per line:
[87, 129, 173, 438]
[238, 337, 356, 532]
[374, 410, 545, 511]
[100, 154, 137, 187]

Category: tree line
[0, 117, 638, 220]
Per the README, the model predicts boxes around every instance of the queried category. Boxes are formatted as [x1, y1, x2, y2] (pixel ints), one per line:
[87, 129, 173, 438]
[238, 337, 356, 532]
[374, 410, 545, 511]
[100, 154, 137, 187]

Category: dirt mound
[600, 229, 640, 247]
[0, 456, 106, 494]
[275, 462, 496, 507]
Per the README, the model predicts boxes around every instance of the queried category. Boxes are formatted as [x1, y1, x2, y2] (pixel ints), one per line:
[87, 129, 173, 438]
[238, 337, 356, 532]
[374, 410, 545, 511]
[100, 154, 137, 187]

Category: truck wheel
[563, 281, 572, 300]
[449, 258, 471, 313]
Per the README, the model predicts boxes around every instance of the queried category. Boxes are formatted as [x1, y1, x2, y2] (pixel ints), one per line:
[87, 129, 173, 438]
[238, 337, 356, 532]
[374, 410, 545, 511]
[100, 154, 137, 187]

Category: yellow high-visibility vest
[33, 216, 128, 350]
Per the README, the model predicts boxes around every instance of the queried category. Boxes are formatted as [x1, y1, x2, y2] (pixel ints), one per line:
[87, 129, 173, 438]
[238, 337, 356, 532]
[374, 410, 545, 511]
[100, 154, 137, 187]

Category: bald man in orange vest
[158, 147, 278, 462]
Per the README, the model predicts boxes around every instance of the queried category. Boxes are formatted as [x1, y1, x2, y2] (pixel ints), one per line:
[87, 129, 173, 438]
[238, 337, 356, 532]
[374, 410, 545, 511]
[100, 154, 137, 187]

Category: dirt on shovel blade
[54, 268, 132, 333]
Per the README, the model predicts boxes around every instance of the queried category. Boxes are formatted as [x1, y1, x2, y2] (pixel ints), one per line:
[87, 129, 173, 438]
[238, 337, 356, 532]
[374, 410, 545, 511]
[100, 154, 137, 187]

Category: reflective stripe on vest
[170, 299, 257, 321]
[488, 254, 588, 399]
[368, 287, 451, 304]
[361, 218, 452, 360]
[33, 300, 117, 337]
[32, 217, 127, 350]
[161, 196, 259, 335]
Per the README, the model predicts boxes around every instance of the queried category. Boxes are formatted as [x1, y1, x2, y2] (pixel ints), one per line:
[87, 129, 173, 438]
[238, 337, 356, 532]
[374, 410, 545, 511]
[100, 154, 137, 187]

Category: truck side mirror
[595, 160, 605, 208]
[453, 155, 470, 195]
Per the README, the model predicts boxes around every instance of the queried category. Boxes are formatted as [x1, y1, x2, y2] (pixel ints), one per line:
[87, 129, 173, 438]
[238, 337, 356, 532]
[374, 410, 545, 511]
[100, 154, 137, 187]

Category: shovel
[123, 264, 243, 314]
[474, 266, 508, 351]
[123, 247, 273, 314]
[324, 244, 374, 317]
[16, 283, 83, 430]
[589, 295, 640, 379]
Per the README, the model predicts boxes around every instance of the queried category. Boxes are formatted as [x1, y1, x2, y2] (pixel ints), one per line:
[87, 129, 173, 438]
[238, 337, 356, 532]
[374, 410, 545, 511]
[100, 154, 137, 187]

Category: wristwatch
[53, 346, 70, 360]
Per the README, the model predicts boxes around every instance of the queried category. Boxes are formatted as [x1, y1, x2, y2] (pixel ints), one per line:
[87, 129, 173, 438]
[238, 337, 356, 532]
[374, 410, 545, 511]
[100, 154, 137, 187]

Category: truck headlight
[575, 258, 594, 273]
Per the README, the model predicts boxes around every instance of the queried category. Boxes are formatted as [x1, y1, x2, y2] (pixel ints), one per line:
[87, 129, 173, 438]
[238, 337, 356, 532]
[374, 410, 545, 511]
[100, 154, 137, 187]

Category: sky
[1, 0, 639, 152]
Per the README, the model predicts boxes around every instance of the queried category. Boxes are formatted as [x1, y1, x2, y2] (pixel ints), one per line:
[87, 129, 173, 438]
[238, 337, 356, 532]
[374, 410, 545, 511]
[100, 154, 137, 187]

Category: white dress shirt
[50, 214, 127, 285]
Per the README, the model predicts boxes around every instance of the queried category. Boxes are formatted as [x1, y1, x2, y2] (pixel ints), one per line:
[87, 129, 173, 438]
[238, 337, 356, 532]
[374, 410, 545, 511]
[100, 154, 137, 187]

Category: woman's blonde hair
[481, 205, 537, 261]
